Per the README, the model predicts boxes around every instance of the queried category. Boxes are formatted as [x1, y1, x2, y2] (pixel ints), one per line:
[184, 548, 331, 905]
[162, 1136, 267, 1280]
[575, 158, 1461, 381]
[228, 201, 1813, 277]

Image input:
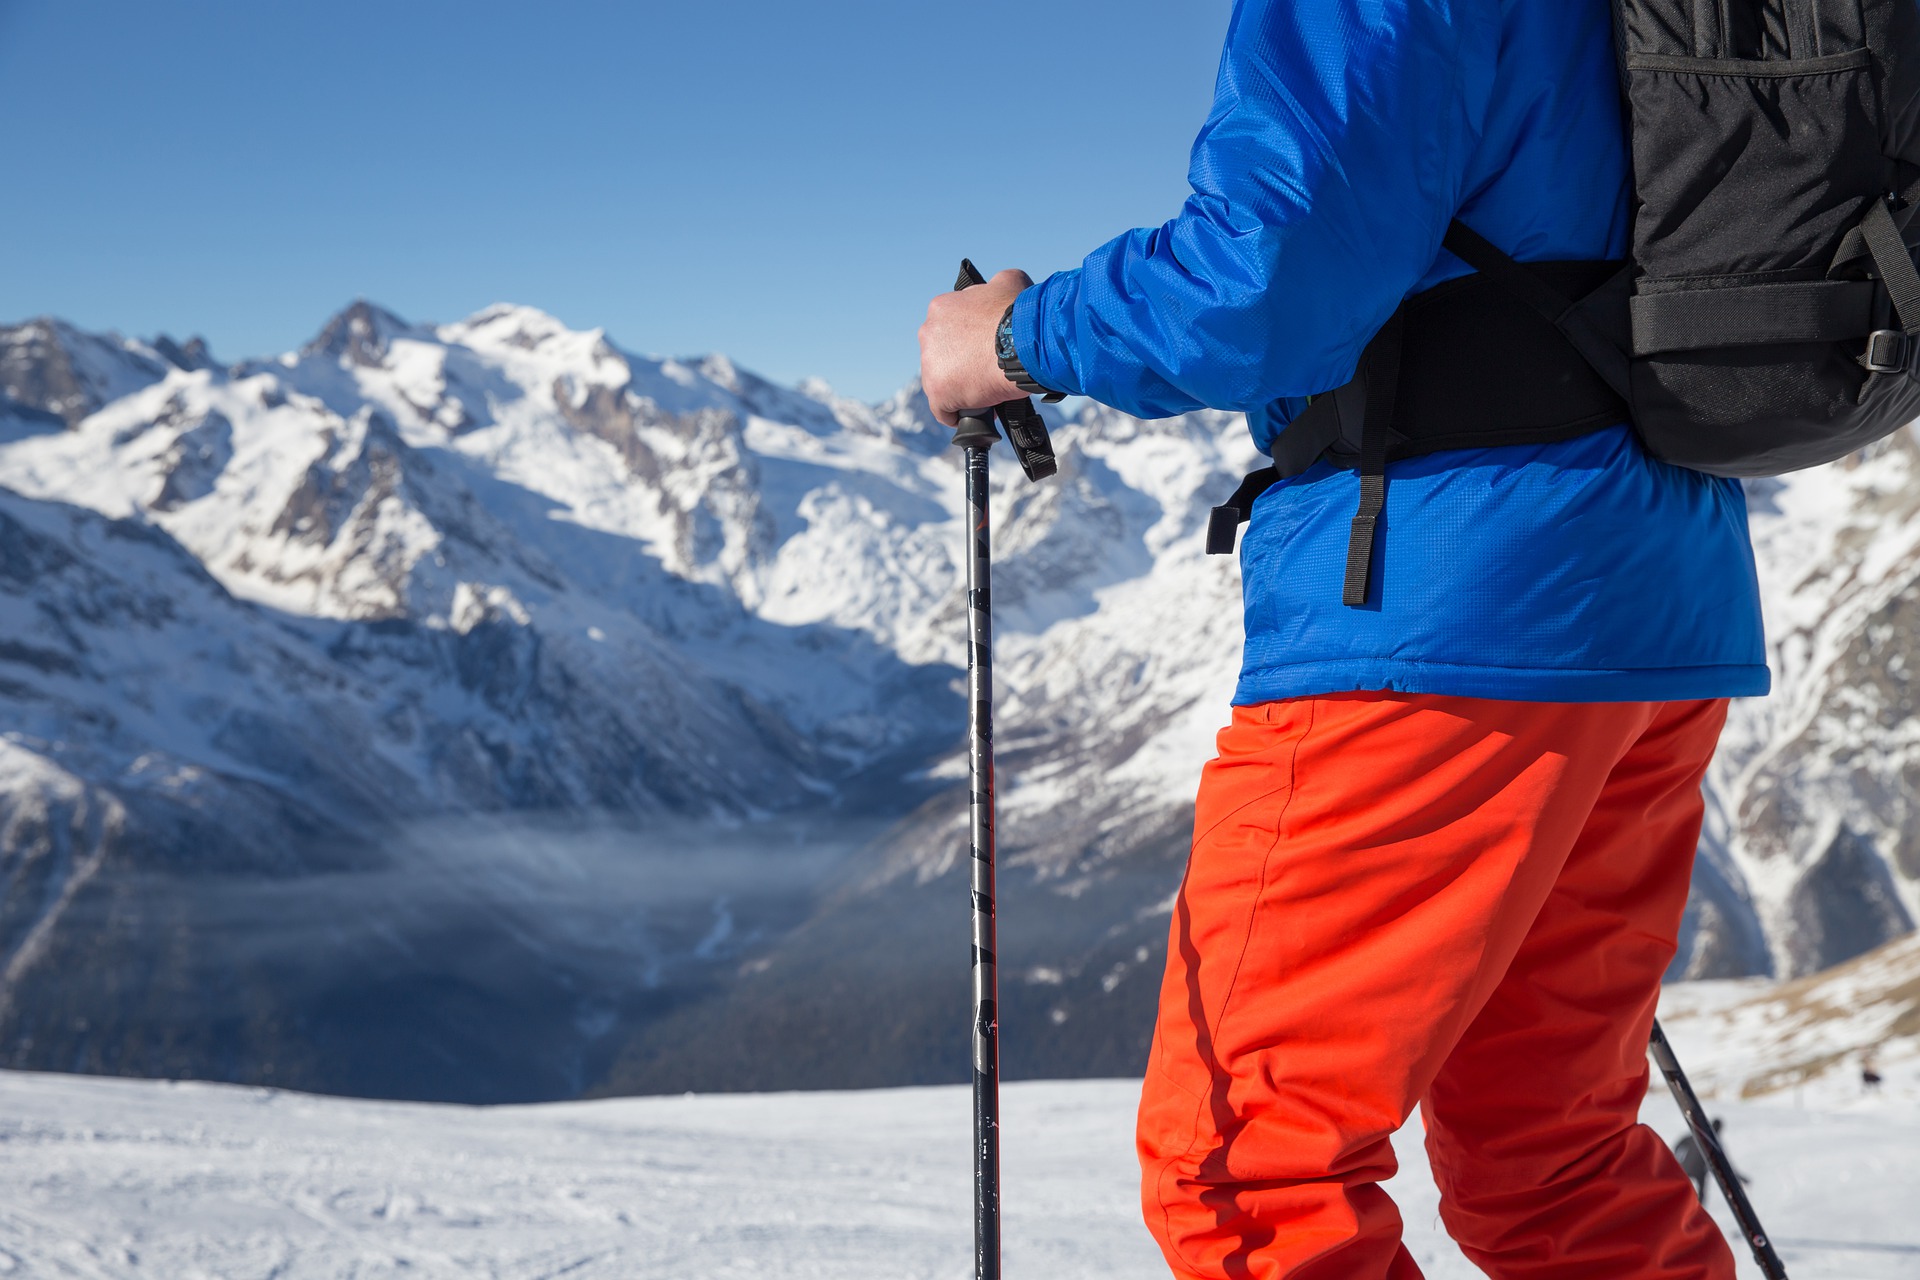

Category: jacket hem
[1232, 659, 1772, 706]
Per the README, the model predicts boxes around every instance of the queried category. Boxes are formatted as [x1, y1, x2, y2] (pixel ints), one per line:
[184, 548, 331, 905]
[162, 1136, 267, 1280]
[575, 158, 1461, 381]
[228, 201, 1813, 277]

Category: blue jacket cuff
[1011, 276, 1085, 400]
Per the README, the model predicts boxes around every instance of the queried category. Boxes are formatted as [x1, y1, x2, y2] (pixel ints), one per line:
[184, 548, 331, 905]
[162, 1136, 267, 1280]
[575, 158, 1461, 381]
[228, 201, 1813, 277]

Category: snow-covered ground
[0, 1067, 1912, 1279]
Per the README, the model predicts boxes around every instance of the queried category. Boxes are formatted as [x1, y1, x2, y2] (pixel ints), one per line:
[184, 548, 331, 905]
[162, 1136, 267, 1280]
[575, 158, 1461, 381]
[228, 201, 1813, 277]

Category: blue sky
[0, 1, 1228, 401]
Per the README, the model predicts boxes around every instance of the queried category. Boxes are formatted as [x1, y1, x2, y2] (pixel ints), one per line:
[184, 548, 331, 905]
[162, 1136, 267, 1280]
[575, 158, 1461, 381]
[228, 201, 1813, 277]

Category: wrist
[996, 302, 1064, 403]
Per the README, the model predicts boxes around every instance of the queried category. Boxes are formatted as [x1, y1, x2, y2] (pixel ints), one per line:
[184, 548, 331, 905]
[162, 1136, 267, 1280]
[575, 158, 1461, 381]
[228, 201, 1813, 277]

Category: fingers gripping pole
[1650, 1020, 1790, 1280]
[958, 418, 1001, 1280]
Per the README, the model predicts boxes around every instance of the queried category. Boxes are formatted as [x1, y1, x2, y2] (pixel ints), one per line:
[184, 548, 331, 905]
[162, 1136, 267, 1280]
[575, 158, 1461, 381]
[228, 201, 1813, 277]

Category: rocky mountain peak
[151, 334, 215, 372]
[1, 317, 169, 428]
[302, 300, 418, 369]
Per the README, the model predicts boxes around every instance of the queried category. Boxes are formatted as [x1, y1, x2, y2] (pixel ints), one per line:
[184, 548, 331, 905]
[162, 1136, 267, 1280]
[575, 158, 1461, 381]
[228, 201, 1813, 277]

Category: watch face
[996, 312, 1017, 362]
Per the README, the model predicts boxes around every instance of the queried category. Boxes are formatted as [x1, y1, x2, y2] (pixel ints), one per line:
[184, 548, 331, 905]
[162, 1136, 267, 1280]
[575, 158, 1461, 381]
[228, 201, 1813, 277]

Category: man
[1674, 1117, 1747, 1205]
[920, 0, 1765, 1277]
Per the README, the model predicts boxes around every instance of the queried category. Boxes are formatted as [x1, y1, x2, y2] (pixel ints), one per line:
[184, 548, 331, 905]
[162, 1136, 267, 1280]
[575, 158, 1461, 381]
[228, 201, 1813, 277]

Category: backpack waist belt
[1207, 222, 1631, 605]
[1209, 209, 1920, 604]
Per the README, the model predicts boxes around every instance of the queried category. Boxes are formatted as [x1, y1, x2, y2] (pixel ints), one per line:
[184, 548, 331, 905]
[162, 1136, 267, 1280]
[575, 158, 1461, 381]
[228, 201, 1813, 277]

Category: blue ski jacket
[1009, 0, 1769, 704]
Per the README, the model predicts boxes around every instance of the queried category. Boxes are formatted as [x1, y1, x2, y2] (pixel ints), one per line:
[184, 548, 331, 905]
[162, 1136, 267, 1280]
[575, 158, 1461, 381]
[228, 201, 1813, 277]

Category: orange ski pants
[1138, 693, 1737, 1279]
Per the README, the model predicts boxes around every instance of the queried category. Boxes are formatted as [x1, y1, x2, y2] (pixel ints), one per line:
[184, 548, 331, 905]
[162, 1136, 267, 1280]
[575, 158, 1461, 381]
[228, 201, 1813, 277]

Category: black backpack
[1209, 0, 1920, 606]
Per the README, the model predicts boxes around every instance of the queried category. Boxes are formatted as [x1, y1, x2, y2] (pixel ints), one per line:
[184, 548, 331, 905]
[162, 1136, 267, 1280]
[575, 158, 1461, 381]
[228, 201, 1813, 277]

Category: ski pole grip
[952, 410, 1000, 452]
[950, 259, 1056, 477]
[951, 260, 1004, 451]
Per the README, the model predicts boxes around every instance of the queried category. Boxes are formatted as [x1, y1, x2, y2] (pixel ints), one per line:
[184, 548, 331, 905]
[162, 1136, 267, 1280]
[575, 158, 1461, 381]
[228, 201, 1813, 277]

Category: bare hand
[918, 269, 1032, 427]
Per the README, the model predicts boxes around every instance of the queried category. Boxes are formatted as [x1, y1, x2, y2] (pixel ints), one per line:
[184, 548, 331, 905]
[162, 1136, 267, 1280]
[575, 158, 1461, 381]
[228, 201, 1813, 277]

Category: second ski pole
[1651, 1019, 1789, 1280]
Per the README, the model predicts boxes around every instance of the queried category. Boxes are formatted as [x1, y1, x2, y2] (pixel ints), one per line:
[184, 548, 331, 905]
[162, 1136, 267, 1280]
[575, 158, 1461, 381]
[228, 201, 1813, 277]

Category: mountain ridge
[0, 300, 1914, 1100]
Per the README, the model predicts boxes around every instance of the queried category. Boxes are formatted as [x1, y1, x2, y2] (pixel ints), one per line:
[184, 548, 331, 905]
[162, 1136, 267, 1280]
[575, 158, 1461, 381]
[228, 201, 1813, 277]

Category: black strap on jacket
[1207, 221, 1629, 609]
[1341, 309, 1402, 605]
[1204, 467, 1280, 555]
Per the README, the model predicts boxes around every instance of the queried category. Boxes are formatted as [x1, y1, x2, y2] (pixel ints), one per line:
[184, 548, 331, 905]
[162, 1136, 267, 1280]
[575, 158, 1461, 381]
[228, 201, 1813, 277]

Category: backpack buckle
[1864, 329, 1911, 374]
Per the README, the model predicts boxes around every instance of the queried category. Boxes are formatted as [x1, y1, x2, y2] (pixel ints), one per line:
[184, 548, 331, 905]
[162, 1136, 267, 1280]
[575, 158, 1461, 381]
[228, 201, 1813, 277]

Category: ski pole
[1650, 1019, 1789, 1280]
[957, 397, 1002, 1280]
[952, 259, 1056, 1280]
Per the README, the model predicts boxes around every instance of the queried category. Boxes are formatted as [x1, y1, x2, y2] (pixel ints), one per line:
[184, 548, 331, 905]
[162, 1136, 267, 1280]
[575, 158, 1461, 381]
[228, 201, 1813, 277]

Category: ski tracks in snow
[0, 1071, 1912, 1278]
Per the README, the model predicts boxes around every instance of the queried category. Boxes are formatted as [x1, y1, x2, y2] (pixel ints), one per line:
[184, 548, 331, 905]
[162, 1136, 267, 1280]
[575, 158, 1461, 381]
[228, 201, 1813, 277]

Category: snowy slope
[1661, 930, 1920, 1109]
[2, 301, 1917, 1099]
[0, 1066, 1911, 1280]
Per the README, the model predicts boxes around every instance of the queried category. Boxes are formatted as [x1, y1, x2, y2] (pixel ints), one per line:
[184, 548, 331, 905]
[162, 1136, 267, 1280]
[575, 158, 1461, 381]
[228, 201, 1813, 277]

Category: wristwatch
[996, 304, 1065, 402]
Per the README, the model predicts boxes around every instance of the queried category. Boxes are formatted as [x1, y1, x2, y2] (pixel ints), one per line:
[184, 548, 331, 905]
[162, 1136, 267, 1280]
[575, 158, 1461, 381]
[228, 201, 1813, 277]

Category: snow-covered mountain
[1689, 442, 1920, 978]
[0, 302, 1914, 1099]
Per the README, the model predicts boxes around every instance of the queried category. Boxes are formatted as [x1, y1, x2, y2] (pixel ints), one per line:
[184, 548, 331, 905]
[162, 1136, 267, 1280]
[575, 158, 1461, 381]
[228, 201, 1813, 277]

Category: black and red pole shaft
[955, 402, 1001, 1280]
[950, 260, 1055, 1280]
[1650, 1019, 1789, 1280]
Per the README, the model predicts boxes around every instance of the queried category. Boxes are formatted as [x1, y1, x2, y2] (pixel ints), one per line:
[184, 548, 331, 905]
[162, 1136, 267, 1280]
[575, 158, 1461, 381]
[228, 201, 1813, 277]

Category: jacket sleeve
[1011, 0, 1498, 418]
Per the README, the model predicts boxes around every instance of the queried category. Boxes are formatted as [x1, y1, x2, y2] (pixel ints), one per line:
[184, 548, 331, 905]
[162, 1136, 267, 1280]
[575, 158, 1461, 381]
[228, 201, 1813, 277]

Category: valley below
[3, 302, 1917, 1103]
